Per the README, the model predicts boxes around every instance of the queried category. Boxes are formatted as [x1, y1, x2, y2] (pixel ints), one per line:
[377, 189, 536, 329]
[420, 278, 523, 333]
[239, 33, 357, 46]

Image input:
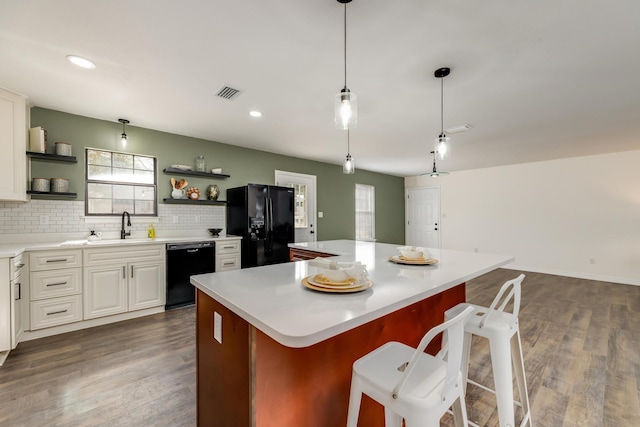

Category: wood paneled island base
[196, 284, 465, 427]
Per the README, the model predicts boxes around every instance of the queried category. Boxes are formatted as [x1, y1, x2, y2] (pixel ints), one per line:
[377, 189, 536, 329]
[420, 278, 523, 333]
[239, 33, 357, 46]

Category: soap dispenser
[147, 224, 156, 239]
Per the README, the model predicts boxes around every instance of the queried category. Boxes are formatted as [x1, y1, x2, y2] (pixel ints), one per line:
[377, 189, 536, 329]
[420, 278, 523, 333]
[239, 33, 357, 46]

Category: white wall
[405, 150, 640, 285]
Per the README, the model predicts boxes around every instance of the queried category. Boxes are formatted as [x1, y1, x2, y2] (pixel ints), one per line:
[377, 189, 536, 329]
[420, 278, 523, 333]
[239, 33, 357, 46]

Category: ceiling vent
[445, 124, 472, 134]
[215, 85, 242, 100]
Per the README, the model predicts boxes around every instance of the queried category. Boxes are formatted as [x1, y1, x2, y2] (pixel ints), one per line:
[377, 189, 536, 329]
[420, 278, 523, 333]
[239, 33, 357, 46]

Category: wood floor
[1, 269, 638, 426]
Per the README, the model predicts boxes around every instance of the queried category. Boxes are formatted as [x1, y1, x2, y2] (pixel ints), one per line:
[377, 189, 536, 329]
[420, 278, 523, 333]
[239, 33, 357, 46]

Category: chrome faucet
[121, 211, 131, 239]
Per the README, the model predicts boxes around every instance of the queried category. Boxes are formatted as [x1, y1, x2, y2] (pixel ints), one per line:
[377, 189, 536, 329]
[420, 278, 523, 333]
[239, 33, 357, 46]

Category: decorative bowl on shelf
[208, 228, 223, 237]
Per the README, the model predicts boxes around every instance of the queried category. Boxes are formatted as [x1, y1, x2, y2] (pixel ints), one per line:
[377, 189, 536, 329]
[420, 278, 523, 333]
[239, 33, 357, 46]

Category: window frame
[84, 147, 158, 217]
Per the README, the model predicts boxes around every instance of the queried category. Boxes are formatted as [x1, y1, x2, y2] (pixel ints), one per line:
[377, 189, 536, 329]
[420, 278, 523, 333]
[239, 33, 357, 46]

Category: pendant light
[118, 118, 129, 148]
[343, 128, 355, 174]
[423, 150, 449, 178]
[434, 67, 450, 160]
[335, 0, 357, 130]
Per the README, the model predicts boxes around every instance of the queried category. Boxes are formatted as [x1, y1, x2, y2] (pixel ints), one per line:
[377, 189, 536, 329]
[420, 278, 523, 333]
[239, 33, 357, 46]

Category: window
[355, 184, 375, 241]
[288, 183, 308, 228]
[85, 148, 157, 216]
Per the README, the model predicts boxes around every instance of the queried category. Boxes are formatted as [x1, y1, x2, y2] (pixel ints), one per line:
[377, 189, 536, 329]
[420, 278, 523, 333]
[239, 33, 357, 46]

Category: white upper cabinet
[0, 87, 27, 202]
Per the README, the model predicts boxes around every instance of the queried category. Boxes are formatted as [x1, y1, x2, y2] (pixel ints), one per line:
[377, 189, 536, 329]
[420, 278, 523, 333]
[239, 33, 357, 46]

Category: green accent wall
[30, 108, 405, 244]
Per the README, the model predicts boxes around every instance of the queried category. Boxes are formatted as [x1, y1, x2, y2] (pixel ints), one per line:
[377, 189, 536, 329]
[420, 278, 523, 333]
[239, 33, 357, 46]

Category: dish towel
[308, 257, 368, 282]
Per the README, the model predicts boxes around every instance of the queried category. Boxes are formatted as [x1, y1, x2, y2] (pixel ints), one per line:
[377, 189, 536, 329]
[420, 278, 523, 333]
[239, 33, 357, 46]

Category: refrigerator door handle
[265, 197, 272, 254]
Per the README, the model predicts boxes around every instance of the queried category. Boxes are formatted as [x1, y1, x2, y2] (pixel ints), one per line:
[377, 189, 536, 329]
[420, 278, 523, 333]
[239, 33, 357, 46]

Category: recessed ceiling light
[249, 111, 263, 118]
[66, 55, 96, 69]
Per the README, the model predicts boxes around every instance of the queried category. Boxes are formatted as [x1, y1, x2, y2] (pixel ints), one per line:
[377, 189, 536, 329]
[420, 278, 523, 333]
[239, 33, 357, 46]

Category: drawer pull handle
[47, 309, 68, 316]
[16, 263, 25, 269]
[223, 261, 235, 266]
[222, 246, 234, 249]
[46, 282, 68, 287]
[46, 259, 68, 263]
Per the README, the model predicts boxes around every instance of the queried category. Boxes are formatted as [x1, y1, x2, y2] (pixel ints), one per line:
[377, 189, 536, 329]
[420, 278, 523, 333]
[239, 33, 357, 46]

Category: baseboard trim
[503, 264, 639, 286]
[21, 306, 165, 342]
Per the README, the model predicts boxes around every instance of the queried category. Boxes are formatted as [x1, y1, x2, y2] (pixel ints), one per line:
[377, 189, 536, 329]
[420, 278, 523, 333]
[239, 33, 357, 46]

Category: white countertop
[191, 240, 514, 348]
[0, 235, 241, 258]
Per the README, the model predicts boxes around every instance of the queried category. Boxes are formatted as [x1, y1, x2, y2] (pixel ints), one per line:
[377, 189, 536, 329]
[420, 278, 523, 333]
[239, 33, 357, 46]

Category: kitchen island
[191, 240, 514, 427]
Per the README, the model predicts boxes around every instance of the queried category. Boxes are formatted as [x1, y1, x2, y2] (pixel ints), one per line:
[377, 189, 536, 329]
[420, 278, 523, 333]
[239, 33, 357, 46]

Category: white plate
[389, 255, 439, 265]
[171, 164, 192, 170]
[302, 276, 373, 293]
[309, 274, 362, 289]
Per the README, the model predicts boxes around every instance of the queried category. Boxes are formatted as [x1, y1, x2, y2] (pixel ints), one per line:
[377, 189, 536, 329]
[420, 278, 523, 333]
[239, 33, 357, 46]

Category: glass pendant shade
[118, 118, 129, 149]
[434, 133, 449, 160]
[335, 88, 357, 129]
[343, 154, 355, 174]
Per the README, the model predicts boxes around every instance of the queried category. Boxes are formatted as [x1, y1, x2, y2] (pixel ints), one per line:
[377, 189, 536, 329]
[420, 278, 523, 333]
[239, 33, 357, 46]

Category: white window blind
[355, 184, 375, 241]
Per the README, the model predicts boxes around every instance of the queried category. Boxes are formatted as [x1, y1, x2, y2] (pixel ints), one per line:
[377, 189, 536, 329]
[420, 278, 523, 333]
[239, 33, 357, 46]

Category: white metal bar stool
[446, 273, 532, 427]
[346, 305, 474, 427]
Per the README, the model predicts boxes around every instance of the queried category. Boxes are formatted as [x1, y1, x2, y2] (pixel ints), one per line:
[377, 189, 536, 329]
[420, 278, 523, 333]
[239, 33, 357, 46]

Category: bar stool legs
[451, 274, 533, 427]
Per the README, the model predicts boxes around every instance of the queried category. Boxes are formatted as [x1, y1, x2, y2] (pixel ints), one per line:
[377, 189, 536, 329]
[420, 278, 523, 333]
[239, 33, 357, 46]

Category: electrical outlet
[214, 312, 222, 343]
[194, 215, 200, 224]
[590, 258, 596, 264]
[318, 211, 324, 218]
[40, 215, 49, 225]
[172, 215, 178, 223]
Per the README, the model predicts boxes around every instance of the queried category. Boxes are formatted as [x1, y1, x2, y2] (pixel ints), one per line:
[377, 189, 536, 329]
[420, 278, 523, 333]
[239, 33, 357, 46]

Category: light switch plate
[214, 312, 222, 343]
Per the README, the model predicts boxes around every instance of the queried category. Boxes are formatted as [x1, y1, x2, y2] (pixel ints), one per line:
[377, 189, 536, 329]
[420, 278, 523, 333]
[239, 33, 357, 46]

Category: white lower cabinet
[29, 250, 82, 331]
[129, 261, 165, 311]
[31, 295, 82, 330]
[83, 245, 165, 320]
[215, 238, 241, 272]
[83, 264, 127, 319]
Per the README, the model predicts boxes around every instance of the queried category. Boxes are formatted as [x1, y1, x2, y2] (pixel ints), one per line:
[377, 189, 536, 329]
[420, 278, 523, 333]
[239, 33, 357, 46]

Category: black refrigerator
[226, 184, 295, 268]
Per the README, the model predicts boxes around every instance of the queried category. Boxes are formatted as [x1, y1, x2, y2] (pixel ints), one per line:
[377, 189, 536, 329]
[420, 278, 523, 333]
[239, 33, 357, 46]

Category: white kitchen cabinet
[30, 295, 82, 330]
[29, 249, 82, 330]
[0, 258, 11, 358]
[129, 261, 165, 311]
[84, 264, 127, 319]
[30, 250, 82, 271]
[0, 87, 27, 202]
[215, 238, 241, 272]
[83, 245, 165, 320]
[10, 254, 26, 346]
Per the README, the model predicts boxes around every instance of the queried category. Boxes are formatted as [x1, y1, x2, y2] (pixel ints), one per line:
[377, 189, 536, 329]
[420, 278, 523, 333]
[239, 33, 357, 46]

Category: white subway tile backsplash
[0, 200, 226, 236]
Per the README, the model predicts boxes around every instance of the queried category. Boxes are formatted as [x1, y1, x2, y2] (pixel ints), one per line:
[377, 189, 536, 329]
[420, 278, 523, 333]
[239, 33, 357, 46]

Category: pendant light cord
[440, 77, 444, 134]
[347, 128, 351, 155]
[343, 3, 348, 88]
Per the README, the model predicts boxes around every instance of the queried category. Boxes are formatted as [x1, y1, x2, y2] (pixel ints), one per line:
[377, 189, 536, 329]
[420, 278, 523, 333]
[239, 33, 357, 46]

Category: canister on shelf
[31, 178, 50, 192]
[50, 178, 69, 193]
[55, 142, 72, 156]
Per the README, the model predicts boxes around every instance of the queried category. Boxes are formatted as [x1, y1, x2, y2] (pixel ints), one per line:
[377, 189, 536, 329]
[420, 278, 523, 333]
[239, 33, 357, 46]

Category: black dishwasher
[166, 242, 215, 310]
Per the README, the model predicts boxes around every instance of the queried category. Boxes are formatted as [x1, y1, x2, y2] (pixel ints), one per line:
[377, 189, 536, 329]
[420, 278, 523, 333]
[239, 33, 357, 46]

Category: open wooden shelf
[27, 191, 77, 198]
[162, 198, 226, 206]
[27, 151, 78, 163]
[163, 168, 230, 179]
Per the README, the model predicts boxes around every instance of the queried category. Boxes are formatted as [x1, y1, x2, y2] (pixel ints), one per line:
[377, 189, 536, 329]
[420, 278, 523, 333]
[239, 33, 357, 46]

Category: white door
[406, 187, 441, 248]
[275, 170, 317, 243]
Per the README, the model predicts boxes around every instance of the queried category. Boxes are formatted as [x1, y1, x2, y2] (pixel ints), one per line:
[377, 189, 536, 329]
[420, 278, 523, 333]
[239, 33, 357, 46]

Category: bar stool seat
[446, 273, 532, 427]
[346, 305, 474, 427]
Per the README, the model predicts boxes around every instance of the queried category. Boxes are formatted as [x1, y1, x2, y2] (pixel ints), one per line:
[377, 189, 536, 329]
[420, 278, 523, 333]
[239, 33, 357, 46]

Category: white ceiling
[1, 0, 639, 177]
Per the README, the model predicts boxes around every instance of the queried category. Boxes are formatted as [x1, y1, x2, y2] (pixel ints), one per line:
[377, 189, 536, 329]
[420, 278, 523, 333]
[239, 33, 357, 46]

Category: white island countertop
[191, 240, 514, 348]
